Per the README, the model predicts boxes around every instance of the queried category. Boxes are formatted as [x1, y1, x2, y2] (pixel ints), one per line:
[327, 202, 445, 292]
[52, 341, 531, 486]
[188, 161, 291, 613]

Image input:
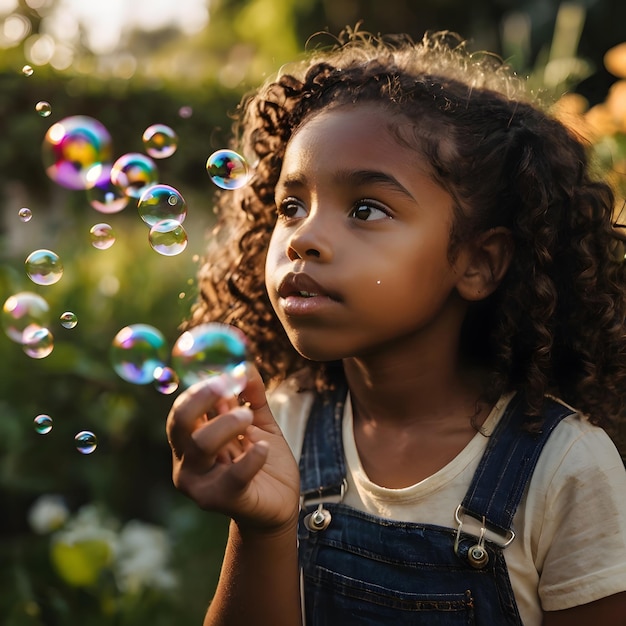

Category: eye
[276, 197, 306, 219]
[349, 200, 391, 221]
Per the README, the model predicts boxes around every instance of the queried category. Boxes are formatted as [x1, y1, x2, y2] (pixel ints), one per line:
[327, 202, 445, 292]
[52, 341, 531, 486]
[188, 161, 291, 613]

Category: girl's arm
[166, 367, 303, 626]
[543, 591, 626, 626]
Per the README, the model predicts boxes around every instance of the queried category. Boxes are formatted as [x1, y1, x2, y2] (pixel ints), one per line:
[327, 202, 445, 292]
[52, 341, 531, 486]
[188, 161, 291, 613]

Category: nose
[286, 212, 333, 262]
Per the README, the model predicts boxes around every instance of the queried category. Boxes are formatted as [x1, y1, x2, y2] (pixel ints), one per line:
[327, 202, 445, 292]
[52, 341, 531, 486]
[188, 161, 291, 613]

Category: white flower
[114, 520, 178, 594]
[27, 494, 69, 534]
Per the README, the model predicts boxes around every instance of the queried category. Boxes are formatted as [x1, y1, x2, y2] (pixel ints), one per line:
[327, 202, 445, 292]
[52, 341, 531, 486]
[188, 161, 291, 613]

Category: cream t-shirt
[268, 377, 626, 626]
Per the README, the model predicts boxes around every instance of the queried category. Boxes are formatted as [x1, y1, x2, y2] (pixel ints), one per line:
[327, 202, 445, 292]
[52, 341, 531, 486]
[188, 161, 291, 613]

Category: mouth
[277, 273, 340, 302]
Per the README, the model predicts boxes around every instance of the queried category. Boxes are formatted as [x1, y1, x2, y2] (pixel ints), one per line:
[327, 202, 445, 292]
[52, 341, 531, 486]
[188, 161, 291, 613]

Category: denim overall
[297, 385, 573, 625]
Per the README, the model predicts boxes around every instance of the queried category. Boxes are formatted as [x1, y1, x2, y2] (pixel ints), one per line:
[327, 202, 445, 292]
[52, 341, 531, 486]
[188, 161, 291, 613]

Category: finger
[238, 366, 278, 431]
[223, 440, 270, 492]
[166, 375, 240, 454]
[191, 406, 253, 460]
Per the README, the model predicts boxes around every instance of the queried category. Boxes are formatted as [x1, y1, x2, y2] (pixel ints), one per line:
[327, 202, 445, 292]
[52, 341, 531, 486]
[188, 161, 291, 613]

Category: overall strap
[460, 393, 574, 537]
[299, 381, 348, 505]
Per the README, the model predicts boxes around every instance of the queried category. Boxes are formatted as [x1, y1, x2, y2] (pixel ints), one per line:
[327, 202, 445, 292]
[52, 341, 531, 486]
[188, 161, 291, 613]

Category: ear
[456, 227, 514, 301]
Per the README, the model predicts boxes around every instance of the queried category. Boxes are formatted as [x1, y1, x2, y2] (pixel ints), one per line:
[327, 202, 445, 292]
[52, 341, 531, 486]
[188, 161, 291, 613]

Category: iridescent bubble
[153, 366, 179, 395]
[42, 116, 113, 190]
[59, 311, 78, 329]
[142, 124, 178, 159]
[206, 149, 250, 190]
[25, 249, 63, 286]
[110, 153, 158, 199]
[75, 430, 97, 454]
[137, 184, 187, 226]
[178, 106, 193, 119]
[34, 414, 53, 434]
[148, 219, 188, 256]
[90, 223, 116, 250]
[171, 323, 249, 392]
[36, 101, 52, 117]
[22, 64, 34, 76]
[2, 292, 50, 343]
[87, 164, 130, 214]
[22, 326, 54, 359]
[18, 207, 32, 222]
[110, 324, 168, 384]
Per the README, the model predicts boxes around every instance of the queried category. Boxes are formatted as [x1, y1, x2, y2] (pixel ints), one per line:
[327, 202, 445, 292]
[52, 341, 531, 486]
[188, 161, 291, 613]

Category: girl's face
[265, 103, 471, 363]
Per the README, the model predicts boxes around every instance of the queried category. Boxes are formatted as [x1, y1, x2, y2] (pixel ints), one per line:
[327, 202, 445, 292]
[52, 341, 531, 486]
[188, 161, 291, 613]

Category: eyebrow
[278, 168, 416, 202]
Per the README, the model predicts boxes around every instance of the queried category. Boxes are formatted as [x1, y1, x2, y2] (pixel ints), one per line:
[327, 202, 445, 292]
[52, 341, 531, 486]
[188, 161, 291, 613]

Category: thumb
[239, 364, 276, 429]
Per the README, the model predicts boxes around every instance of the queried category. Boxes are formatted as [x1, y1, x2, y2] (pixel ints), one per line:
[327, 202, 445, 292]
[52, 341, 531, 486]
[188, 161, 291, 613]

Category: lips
[277, 273, 339, 301]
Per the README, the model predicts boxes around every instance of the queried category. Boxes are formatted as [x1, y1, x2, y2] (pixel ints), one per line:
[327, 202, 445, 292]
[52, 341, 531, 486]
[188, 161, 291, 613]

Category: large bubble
[171, 323, 249, 392]
[42, 116, 113, 190]
[110, 324, 168, 384]
[206, 149, 250, 190]
[148, 219, 188, 256]
[137, 184, 187, 226]
[110, 153, 158, 199]
[25, 249, 63, 286]
[2, 292, 50, 343]
[23, 326, 54, 359]
[142, 124, 178, 159]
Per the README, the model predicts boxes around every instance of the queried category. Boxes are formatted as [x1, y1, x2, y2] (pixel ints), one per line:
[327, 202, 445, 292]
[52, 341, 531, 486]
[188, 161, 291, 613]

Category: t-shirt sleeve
[533, 418, 626, 611]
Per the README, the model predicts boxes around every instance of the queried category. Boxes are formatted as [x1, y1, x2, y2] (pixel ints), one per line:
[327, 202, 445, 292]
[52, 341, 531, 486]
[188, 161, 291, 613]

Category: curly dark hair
[187, 28, 626, 436]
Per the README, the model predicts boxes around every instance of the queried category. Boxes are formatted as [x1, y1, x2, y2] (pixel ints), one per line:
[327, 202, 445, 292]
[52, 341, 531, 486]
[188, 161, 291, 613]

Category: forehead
[281, 103, 429, 175]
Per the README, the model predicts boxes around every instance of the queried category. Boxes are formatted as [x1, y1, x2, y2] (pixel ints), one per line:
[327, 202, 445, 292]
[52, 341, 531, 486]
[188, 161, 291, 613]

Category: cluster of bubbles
[5, 85, 256, 455]
[110, 322, 250, 397]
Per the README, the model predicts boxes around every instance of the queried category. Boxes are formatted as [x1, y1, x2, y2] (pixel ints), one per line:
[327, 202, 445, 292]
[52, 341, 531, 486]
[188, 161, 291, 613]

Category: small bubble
[206, 149, 250, 190]
[87, 165, 130, 214]
[178, 106, 193, 118]
[89, 223, 116, 250]
[59, 311, 78, 329]
[153, 366, 179, 395]
[25, 249, 63, 286]
[22, 64, 34, 76]
[34, 414, 53, 434]
[22, 326, 54, 359]
[18, 207, 32, 222]
[142, 124, 178, 159]
[148, 219, 188, 256]
[75, 430, 97, 454]
[35, 101, 52, 117]
[137, 184, 186, 226]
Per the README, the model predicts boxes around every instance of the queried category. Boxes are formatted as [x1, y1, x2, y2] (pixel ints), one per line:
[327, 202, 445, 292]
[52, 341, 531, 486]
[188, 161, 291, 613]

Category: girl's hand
[166, 365, 301, 531]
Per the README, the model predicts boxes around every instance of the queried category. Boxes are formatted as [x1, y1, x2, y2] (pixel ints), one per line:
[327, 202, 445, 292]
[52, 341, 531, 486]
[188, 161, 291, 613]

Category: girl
[166, 30, 626, 625]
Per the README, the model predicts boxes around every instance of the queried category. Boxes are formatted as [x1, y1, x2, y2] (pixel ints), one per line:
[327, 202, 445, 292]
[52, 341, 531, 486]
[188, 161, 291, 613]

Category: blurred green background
[1, 0, 625, 624]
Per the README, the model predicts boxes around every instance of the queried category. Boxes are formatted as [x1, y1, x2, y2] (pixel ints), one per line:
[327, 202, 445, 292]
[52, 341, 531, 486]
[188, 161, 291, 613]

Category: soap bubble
[22, 64, 34, 76]
[35, 101, 52, 117]
[142, 124, 178, 159]
[42, 116, 113, 190]
[110, 153, 158, 199]
[75, 430, 97, 454]
[18, 207, 32, 222]
[137, 184, 187, 226]
[110, 324, 168, 384]
[153, 366, 179, 395]
[89, 223, 116, 250]
[206, 149, 250, 190]
[23, 326, 54, 359]
[178, 106, 193, 118]
[34, 414, 53, 434]
[87, 165, 130, 214]
[25, 249, 63, 286]
[171, 323, 249, 392]
[2, 292, 50, 343]
[59, 311, 78, 329]
[148, 219, 188, 256]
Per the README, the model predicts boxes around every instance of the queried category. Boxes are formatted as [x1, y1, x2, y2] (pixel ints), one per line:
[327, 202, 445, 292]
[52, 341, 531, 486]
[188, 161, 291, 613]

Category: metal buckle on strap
[454, 504, 515, 549]
[300, 478, 348, 509]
